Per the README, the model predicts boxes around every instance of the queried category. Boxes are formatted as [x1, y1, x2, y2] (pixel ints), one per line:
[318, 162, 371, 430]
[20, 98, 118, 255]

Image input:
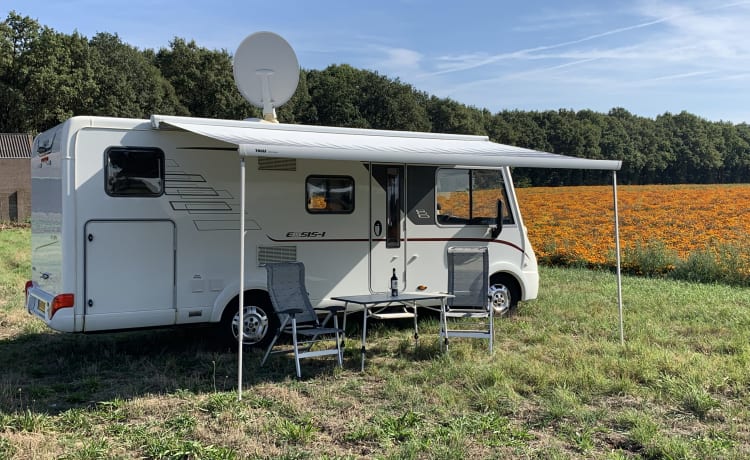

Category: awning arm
[238, 156, 246, 400]
[613, 171, 624, 345]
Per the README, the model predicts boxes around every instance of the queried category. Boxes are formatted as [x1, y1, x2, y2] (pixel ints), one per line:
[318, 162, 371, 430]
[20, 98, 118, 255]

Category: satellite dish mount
[233, 32, 299, 123]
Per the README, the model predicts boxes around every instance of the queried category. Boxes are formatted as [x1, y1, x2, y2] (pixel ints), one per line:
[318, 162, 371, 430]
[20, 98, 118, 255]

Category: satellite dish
[233, 31, 299, 122]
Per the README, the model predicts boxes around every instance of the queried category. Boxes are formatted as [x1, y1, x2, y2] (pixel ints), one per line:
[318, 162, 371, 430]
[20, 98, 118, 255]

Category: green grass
[2, 227, 750, 458]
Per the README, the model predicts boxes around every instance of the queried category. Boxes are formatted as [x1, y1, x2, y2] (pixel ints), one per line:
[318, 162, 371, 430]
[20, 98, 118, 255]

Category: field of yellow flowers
[514, 184, 750, 269]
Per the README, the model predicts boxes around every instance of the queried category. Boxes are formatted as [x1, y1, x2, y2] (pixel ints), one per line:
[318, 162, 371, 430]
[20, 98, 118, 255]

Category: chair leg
[489, 308, 494, 353]
[261, 317, 289, 366]
[292, 318, 302, 379]
[334, 316, 343, 367]
[439, 302, 448, 353]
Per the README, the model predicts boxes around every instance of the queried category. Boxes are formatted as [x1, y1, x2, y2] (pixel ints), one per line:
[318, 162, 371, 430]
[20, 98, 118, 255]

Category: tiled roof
[0, 133, 33, 158]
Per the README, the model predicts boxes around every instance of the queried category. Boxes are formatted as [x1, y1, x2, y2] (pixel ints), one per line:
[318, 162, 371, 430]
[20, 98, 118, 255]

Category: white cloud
[373, 47, 423, 75]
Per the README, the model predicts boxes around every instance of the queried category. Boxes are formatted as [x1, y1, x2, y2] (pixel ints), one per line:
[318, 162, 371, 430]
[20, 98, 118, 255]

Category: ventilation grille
[258, 157, 296, 171]
[257, 246, 297, 265]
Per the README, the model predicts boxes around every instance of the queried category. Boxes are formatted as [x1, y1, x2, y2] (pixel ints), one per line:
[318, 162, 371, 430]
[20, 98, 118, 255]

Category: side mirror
[491, 199, 503, 239]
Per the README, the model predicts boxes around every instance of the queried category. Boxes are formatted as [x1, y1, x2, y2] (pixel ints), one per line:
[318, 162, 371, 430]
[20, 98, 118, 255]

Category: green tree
[425, 96, 485, 135]
[495, 110, 550, 151]
[659, 112, 723, 183]
[306, 64, 369, 128]
[88, 32, 186, 118]
[276, 70, 316, 124]
[155, 38, 252, 119]
[719, 122, 750, 182]
[22, 29, 97, 131]
[0, 12, 41, 131]
[358, 72, 430, 131]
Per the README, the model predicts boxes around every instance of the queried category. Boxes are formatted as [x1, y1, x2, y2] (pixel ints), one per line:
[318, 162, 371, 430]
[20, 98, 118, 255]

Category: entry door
[370, 165, 406, 293]
[84, 220, 175, 331]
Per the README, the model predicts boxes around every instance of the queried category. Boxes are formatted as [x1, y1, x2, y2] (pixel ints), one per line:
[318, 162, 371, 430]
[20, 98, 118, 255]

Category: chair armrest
[316, 305, 346, 314]
[279, 308, 304, 316]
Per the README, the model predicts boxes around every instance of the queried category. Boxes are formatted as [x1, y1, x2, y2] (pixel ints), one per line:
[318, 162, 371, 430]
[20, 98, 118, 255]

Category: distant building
[0, 133, 33, 223]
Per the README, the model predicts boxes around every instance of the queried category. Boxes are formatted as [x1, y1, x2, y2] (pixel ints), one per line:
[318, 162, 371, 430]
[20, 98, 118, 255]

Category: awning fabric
[151, 115, 622, 171]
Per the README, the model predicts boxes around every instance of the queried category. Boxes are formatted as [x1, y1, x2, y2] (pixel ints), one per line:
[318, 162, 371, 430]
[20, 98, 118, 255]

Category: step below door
[84, 220, 175, 331]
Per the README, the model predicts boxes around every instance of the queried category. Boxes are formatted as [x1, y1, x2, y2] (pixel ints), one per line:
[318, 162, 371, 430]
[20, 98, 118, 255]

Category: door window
[386, 167, 401, 248]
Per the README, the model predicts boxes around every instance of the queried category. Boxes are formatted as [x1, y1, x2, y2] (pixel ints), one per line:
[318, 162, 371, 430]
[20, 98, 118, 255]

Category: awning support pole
[612, 171, 624, 345]
[238, 157, 246, 400]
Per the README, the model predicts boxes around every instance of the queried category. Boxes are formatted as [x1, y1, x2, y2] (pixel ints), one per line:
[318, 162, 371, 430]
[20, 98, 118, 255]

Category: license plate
[38, 299, 47, 314]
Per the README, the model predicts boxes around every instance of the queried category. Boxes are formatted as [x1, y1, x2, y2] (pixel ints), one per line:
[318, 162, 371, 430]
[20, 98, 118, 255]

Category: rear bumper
[26, 283, 75, 332]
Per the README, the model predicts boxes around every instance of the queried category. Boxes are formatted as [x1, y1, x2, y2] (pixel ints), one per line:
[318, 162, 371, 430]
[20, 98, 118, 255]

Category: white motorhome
[25, 114, 620, 348]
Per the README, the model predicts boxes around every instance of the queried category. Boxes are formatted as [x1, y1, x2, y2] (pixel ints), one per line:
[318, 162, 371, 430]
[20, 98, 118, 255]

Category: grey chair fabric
[441, 247, 494, 352]
[261, 262, 344, 378]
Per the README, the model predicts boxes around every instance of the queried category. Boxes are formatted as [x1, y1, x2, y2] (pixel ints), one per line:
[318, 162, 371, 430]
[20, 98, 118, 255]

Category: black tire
[218, 291, 278, 350]
[489, 273, 521, 316]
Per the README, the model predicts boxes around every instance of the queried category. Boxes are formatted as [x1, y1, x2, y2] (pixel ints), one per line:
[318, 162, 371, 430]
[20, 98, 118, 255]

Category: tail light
[24, 280, 34, 301]
[50, 294, 74, 319]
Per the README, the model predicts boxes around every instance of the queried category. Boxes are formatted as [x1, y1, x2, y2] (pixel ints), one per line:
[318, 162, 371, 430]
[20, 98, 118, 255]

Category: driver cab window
[436, 169, 514, 225]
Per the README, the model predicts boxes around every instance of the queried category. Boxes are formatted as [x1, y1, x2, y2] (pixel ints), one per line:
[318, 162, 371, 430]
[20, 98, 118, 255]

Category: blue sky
[6, 0, 750, 123]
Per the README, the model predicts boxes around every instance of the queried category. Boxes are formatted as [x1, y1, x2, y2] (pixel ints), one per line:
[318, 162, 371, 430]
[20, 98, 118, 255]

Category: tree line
[3, 12, 749, 185]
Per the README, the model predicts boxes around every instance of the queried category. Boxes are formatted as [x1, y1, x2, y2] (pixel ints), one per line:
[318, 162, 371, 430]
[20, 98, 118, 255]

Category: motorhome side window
[436, 169, 514, 225]
[105, 147, 165, 197]
[306, 176, 354, 214]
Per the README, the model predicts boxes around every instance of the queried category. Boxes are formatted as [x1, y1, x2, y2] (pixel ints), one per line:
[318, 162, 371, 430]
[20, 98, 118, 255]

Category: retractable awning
[151, 113, 625, 400]
[151, 115, 622, 171]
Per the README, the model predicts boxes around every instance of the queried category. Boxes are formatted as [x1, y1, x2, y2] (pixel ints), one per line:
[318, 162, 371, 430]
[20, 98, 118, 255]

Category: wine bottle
[390, 268, 398, 296]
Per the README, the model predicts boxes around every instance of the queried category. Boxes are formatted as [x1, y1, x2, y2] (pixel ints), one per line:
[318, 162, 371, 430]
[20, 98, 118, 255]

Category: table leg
[412, 301, 419, 346]
[440, 297, 448, 352]
[341, 301, 349, 347]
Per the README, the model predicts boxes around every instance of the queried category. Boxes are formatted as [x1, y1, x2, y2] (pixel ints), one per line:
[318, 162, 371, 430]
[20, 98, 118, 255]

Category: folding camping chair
[261, 262, 344, 378]
[440, 246, 494, 352]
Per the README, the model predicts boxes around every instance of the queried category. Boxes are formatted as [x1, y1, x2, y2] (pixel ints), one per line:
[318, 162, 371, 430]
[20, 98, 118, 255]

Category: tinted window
[385, 167, 401, 248]
[105, 147, 164, 197]
[306, 176, 354, 214]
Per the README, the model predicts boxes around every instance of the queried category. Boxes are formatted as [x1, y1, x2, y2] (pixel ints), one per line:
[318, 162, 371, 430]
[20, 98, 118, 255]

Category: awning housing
[151, 115, 622, 171]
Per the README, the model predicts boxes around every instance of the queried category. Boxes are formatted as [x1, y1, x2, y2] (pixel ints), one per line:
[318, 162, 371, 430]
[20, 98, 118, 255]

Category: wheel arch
[489, 271, 522, 298]
[211, 278, 268, 323]
[488, 262, 525, 299]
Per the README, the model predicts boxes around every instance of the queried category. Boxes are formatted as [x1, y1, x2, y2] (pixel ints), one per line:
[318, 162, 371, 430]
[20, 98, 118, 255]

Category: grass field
[2, 226, 750, 459]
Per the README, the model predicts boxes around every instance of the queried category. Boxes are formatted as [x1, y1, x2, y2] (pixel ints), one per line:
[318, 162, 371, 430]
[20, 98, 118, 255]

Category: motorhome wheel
[489, 275, 520, 316]
[234, 305, 269, 343]
[220, 298, 278, 349]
